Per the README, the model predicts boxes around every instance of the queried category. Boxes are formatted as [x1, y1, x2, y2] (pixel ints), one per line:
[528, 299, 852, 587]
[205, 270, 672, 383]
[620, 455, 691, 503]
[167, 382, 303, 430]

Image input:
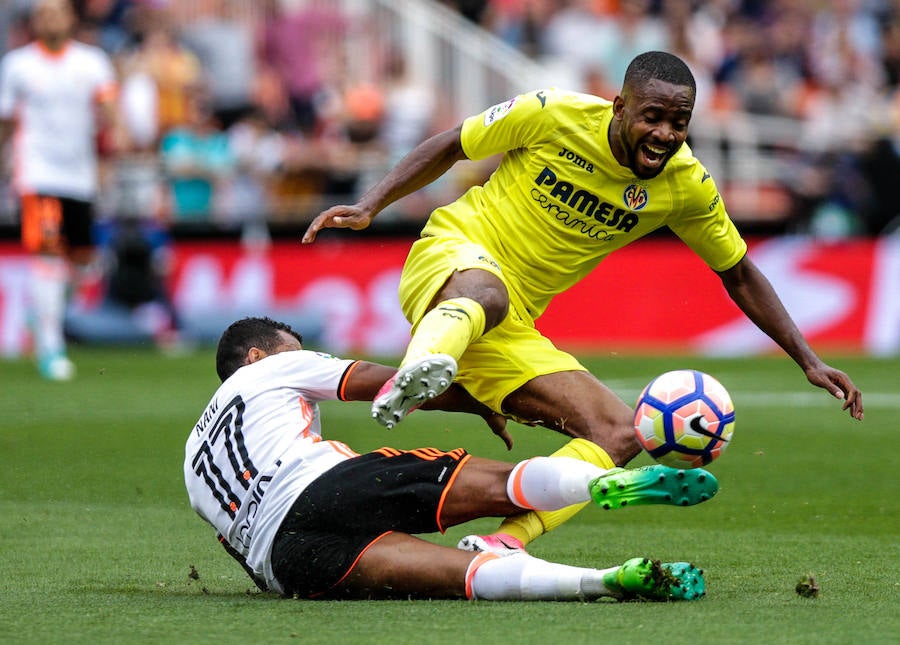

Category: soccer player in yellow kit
[303, 51, 864, 554]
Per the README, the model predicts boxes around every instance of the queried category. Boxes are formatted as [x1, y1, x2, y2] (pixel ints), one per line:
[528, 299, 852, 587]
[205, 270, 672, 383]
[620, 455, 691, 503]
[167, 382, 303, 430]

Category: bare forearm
[358, 126, 465, 215]
[718, 257, 822, 370]
[718, 252, 863, 420]
[302, 126, 467, 242]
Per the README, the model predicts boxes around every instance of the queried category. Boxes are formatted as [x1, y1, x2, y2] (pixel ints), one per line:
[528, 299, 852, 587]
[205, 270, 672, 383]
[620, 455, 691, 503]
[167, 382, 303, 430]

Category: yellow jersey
[421, 88, 747, 320]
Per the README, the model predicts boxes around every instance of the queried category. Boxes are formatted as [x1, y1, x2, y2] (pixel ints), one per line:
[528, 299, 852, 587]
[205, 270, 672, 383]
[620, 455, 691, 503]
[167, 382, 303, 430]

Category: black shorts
[20, 194, 94, 253]
[270, 447, 470, 598]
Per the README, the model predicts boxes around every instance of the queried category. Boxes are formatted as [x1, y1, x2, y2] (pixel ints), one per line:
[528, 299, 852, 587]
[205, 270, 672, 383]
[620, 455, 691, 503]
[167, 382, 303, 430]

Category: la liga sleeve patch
[483, 97, 517, 126]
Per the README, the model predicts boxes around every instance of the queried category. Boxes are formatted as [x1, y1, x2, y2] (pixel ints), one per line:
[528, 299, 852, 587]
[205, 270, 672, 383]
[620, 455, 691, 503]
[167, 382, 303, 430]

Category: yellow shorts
[398, 236, 586, 414]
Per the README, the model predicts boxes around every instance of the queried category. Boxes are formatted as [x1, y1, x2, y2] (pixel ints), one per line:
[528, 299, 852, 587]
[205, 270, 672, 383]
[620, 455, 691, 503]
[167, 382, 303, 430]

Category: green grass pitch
[1, 347, 898, 644]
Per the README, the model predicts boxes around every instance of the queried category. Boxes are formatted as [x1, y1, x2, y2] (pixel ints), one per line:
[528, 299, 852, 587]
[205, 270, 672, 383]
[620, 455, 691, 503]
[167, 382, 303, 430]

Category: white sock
[29, 256, 69, 358]
[506, 457, 606, 510]
[467, 552, 619, 601]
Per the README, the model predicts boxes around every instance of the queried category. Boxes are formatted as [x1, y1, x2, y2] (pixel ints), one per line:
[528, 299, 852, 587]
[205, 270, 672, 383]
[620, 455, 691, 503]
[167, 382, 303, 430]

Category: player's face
[610, 79, 694, 179]
[32, 0, 75, 45]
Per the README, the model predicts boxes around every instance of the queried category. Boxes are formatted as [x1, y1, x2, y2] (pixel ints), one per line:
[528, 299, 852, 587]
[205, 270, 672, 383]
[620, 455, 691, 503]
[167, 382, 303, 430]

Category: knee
[439, 271, 510, 331]
[477, 284, 509, 330]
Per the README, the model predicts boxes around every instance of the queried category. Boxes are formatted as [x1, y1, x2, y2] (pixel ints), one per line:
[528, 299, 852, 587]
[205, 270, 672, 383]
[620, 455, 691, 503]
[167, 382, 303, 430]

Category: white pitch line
[729, 391, 900, 408]
[607, 382, 900, 408]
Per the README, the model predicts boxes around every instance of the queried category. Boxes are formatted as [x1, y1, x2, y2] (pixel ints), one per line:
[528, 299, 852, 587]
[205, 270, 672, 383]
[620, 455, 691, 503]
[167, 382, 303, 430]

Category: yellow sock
[402, 297, 486, 366]
[497, 438, 615, 546]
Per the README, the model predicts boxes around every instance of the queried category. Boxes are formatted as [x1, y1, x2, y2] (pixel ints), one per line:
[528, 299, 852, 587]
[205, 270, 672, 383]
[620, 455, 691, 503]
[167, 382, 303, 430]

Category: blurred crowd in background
[2, 0, 900, 240]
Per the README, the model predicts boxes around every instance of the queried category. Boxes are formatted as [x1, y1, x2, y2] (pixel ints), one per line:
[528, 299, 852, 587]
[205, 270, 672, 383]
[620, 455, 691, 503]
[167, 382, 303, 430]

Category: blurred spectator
[660, 0, 717, 116]
[66, 215, 182, 349]
[378, 50, 442, 165]
[592, 0, 669, 87]
[78, 0, 134, 55]
[6, 0, 900, 239]
[180, 0, 256, 129]
[807, 0, 884, 93]
[482, 0, 552, 58]
[257, 0, 348, 134]
[674, 0, 729, 79]
[539, 0, 607, 88]
[789, 0, 885, 237]
[221, 109, 284, 247]
[117, 7, 203, 145]
[363, 48, 459, 221]
[159, 95, 234, 221]
[339, 82, 385, 147]
[728, 40, 803, 117]
[860, 131, 900, 235]
[117, 58, 158, 150]
[265, 125, 365, 223]
[880, 15, 900, 89]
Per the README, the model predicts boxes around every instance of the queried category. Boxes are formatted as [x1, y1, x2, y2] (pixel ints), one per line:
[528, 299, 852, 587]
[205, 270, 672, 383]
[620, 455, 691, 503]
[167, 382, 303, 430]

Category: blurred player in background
[185, 316, 714, 601]
[302, 51, 864, 554]
[0, 0, 124, 380]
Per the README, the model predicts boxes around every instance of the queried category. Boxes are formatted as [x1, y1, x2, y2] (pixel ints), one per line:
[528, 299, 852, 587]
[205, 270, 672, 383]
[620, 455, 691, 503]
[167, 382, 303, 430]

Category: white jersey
[184, 350, 360, 593]
[0, 40, 116, 200]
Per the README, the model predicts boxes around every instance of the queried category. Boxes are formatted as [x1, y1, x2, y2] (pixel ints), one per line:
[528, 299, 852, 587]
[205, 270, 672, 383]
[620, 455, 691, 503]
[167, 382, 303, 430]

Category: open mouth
[640, 143, 669, 168]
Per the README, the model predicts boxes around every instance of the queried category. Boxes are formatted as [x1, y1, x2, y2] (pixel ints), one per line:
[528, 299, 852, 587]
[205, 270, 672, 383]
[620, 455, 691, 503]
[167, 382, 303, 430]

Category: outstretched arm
[717, 255, 863, 420]
[301, 125, 467, 243]
[341, 360, 513, 449]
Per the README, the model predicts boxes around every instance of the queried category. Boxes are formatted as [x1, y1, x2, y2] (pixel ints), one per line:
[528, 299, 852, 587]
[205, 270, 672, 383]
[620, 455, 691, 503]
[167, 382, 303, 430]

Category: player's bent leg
[515, 438, 615, 541]
[375, 265, 510, 429]
[336, 532, 706, 602]
[402, 297, 487, 366]
[466, 551, 705, 601]
[336, 532, 475, 599]
[489, 369, 637, 548]
[439, 455, 608, 528]
[589, 465, 719, 509]
[502, 370, 640, 466]
[452, 454, 607, 556]
[437, 456, 538, 526]
[456, 441, 620, 551]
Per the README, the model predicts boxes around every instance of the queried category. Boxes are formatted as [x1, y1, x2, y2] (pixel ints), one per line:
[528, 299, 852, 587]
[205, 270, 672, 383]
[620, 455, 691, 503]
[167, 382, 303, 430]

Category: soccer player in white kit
[184, 317, 717, 601]
[0, 0, 121, 379]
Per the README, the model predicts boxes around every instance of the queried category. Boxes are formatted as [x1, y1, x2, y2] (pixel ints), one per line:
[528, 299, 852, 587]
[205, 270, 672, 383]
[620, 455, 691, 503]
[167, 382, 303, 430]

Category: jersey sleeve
[90, 48, 118, 102]
[667, 160, 747, 272]
[267, 351, 356, 403]
[460, 89, 558, 161]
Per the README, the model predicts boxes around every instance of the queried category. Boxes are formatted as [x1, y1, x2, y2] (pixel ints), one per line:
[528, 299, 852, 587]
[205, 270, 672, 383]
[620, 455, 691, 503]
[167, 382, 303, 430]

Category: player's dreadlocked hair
[624, 51, 696, 96]
[216, 316, 303, 382]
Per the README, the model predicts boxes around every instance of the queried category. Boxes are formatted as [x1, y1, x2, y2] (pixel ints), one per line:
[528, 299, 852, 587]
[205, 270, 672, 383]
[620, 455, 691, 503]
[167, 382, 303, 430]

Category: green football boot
[589, 465, 718, 510]
[603, 557, 706, 601]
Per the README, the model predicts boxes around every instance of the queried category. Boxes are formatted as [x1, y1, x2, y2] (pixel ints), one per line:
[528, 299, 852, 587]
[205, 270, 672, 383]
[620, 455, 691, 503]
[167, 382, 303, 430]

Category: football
[633, 369, 735, 469]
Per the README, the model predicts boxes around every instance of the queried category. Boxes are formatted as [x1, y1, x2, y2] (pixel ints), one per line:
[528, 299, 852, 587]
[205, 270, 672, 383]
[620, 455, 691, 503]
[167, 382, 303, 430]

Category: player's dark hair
[215, 316, 303, 382]
[624, 51, 696, 95]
